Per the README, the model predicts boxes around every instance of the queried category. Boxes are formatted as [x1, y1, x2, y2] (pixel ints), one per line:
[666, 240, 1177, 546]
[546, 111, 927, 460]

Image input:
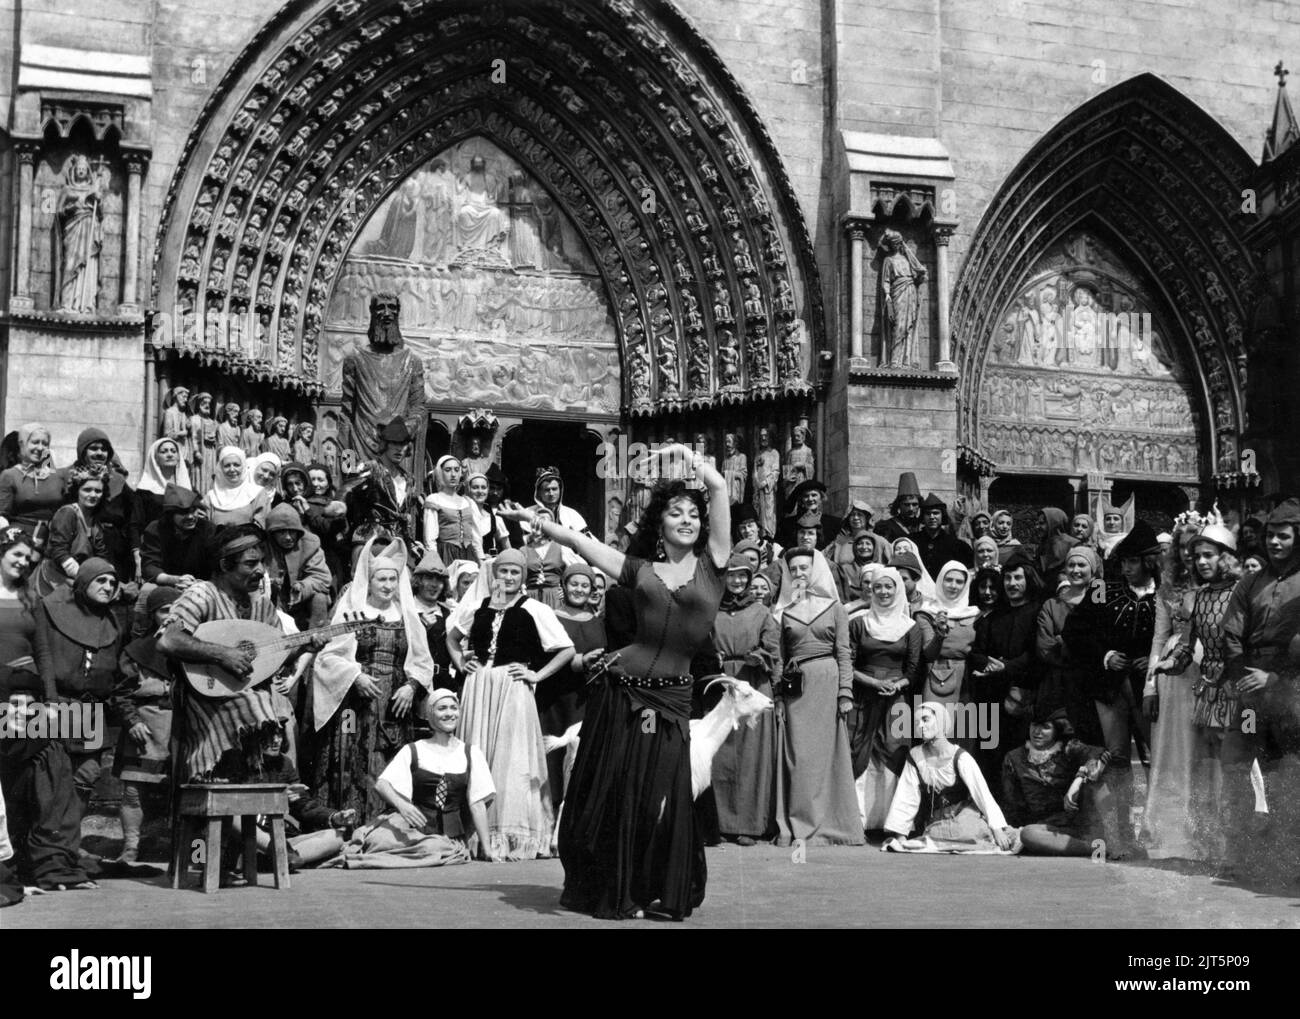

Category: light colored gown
[1141, 580, 1201, 859]
[776, 597, 864, 846]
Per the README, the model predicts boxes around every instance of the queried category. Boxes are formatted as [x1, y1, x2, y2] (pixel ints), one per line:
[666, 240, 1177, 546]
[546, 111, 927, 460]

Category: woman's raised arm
[498, 502, 627, 580]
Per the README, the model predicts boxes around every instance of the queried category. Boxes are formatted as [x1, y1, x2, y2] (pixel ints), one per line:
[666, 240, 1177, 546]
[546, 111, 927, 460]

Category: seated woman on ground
[328, 689, 496, 868]
[882, 701, 1017, 853]
[0, 666, 97, 890]
[1001, 708, 1110, 857]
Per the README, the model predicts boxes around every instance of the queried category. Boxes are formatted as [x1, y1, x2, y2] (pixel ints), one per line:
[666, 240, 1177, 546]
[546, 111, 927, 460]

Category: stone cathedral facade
[2, 0, 1298, 535]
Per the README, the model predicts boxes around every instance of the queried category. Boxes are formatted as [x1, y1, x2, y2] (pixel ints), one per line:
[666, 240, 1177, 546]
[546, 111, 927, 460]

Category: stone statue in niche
[628, 344, 651, 401]
[778, 320, 807, 382]
[461, 436, 492, 477]
[718, 331, 741, 387]
[783, 425, 815, 499]
[216, 402, 241, 451]
[56, 154, 110, 313]
[180, 242, 202, 281]
[339, 293, 427, 464]
[877, 228, 927, 369]
[657, 341, 680, 395]
[712, 281, 734, 324]
[687, 335, 710, 392]
[240, 408, 264, 459]
[746, 326, 771, 384]
[680, 288, 704, 333]
[722, 433, 747, 507]
[773, 276, 796, 317]
[752, 427, 780, 536]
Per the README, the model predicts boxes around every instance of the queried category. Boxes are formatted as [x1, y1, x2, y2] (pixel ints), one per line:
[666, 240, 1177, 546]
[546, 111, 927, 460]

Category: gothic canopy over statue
[153, 0, 824, 417]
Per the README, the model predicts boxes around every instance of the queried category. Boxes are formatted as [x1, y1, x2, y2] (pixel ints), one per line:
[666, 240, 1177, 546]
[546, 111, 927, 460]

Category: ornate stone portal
[153, 0, 823, 438]
[977, 232, 1200, 481]
[323, 138, 620, 418]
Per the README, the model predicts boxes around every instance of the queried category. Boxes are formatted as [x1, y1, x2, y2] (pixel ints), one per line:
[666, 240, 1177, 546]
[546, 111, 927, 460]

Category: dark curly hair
[969, 566, 1003, 608]
[627, 480, 710, 560]
[0, 527, 38, 614]
[65, 467, 106, 500]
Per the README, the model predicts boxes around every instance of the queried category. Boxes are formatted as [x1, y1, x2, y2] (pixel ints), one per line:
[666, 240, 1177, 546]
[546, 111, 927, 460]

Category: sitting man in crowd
[264, 504, 333, 630]
[213, 717, 357, 874]
[1002, 707, 1111, 856]
[140, 483, 212, 593]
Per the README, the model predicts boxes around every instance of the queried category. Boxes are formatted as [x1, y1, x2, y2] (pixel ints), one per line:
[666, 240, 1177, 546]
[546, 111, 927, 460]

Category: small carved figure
[878, 228, 927, 369]
[56, 154, 108, 313]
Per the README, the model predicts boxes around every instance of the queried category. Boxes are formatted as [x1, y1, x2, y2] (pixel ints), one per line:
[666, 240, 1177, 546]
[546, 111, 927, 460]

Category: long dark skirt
[710, 667, 778, 840]
[0, 743, 91, 889]
[558, 677, 704, 919]
[313, 682, 411, 821]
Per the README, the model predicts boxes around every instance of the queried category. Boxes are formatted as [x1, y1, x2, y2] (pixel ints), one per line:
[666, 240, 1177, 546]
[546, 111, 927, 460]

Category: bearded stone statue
[339, 293, 427, 465]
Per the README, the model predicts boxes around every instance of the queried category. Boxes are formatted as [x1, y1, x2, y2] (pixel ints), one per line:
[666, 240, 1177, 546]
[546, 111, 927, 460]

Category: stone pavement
[6, 844, 1297, 929]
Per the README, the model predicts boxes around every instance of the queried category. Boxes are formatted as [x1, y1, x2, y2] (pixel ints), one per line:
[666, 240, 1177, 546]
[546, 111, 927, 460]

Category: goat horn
[702, 675, 741, 696]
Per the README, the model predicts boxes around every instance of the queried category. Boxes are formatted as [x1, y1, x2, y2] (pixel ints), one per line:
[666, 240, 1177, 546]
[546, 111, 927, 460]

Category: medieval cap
[1266, 498, 1300, 527]
[412, 548, 448, 577]
[788, 479, 828, 504]
[891, 550, 923, 579]
[0, 665, 44, 700]
[1112, 520, 1163, 559]
[265, 503, 306, 535]
[894, 472, 921, 500]
[795, 510, 823, 531]
[163, 483, 202, 513]
[378, 417, 412, 444]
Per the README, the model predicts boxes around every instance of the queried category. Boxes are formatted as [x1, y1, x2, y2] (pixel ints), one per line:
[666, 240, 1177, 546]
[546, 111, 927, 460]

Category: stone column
[1067, 477, 1085, 518]
[119, 155, 146, 315]
[934, 225, 955, 372]
[848, 226, 868, 368]
[11, 144, 38, 311]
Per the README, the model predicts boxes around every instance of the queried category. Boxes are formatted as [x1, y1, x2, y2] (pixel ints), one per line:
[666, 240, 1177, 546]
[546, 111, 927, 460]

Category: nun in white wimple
[847, 566, 924, 830]
[312, 536, 434, 822]
[913, 561, 982, 706]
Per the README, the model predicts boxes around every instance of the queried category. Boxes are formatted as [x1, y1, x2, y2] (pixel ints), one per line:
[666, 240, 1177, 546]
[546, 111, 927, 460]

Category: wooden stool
[171, 783, 291, 893]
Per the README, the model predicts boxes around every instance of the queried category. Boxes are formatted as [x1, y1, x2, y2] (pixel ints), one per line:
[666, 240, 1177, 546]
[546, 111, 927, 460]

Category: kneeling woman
[447, 549, 574, 860]
[883, 702, 1016, 852]
[330, 690, 495, 867]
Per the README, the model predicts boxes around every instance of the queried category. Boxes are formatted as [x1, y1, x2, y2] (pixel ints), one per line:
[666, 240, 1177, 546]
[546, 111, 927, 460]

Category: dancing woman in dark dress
[499, 444, 730, 920]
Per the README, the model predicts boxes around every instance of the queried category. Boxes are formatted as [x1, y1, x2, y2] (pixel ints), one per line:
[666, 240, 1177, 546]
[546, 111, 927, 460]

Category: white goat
[545, 677, 774, 851]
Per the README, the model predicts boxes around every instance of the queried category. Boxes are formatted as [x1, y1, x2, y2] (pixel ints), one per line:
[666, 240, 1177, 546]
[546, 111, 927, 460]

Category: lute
[183, 613, 376, 699]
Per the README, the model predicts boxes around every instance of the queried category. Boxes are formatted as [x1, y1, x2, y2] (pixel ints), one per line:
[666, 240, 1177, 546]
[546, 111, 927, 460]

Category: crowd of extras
[1, 416, 1299, 918]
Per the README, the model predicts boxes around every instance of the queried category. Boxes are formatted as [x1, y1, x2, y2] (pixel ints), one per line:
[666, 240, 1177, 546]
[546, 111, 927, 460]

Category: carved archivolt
[153, 0, 822, 413]
[950, 75, 1259, 480]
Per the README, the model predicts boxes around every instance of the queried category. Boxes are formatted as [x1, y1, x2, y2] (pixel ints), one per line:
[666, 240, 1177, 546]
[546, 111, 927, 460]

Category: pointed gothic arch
[950, 74, 1261, 487]
[151, 0, 824, 418]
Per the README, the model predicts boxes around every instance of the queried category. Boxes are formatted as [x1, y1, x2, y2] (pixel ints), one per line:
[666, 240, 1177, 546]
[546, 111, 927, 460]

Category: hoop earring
[655, 537, 666, 560]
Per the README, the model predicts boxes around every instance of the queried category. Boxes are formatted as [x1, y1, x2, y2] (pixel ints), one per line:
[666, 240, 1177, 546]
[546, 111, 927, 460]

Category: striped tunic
[163, 581, 286, 781]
